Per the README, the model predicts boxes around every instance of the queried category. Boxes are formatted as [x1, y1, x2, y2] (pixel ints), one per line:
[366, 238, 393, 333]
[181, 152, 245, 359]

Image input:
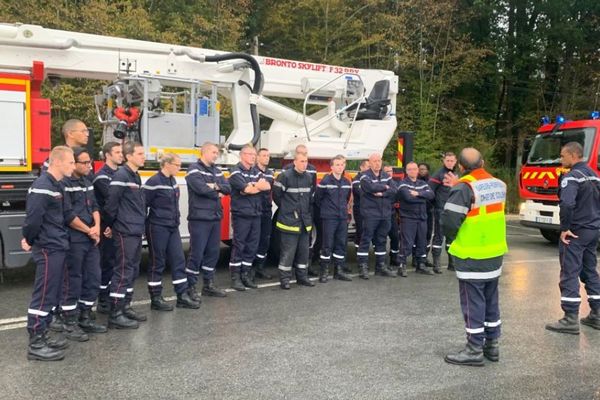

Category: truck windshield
[526, 127, 595, 165]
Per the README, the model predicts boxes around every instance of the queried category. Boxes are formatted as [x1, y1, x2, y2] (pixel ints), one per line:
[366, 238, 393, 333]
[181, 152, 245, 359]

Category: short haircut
[62, 119, 84, 140]
[159, 152, 180, 168]
[72, 146, 90, 161]
[359, 160, 369, 168]
[562, 142, 584, 158]
[102, 141, 121, 159]
[443, 151, 456, 159]
[405, 161, 418, 168]
[330, 154, 346, 166]
[201, 141, 218, 153]
[294, 152, 308, 161]
[295, 144, 308, 156]
[49, 145, 74, 165]
[240, 144, 256, 154]
[123, 141, 143, 160]
[418, 162, 430, 171]
[258, 148, 269, 155]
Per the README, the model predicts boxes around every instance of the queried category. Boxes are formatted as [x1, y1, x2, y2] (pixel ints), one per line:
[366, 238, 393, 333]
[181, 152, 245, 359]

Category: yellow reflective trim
[530, 172, 538, 179]
[306, 225, 313, 232]
[276, 221, 300, 232]
[523, 172, 530, 179]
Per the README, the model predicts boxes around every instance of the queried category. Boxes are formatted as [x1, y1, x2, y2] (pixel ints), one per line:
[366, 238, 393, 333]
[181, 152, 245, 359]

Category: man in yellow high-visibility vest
[441, 148, 508, 367]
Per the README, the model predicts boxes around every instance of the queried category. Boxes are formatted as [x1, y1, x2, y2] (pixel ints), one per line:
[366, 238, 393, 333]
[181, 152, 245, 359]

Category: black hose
[205, 53, 262, 150]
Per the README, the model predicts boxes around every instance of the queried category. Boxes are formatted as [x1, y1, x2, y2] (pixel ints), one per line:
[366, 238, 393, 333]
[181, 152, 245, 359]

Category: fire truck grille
[526, 186, 558, 195]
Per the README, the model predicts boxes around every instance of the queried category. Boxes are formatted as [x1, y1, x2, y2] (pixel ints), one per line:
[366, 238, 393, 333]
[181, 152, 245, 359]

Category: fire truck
[519, 113, 600, 242]
[0, 22, 409, 270]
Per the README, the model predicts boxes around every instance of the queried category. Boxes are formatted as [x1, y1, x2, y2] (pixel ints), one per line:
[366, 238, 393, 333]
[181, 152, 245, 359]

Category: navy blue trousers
[558, 228, 600, 313]
[147, 223, 189, 296]
[187, 220, 221, 285]
[98, 224, 116, 299]
[230, 215, 261, 274]
[432, 208, 452, 257]
[353, 206, 362, 249]
[109, 231, 142, 306]
[27, 247, 66, 335]
[62, 240, 100, 313]
[357, 218, 391, 265]
[320, 218, 348, 265]
[400, 218, 427, 265]
[278, 229, 310, 282]
[388, 211, 400, 255]
[458, 278, 501, 347]
[255, 212, 272, 265]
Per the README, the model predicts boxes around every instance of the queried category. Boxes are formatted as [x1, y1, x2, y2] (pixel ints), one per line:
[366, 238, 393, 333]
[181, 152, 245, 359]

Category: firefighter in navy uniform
[546, 142, 600, 334]
[61, 148, 106, 339]
[351, 160, 369, 267]
[104, 141, 147, 329]
[414, 162, 436, 270]
[383, 164, 401, 270]
[315, 155, 353, 283]
[185, 142, 231, 298]
[143, 153, 200, 311]
[93, 142, 123, 314]
[356, 153, 398, 279]
[228, 145, 271, 291]
[253, 148, 275, 279]
[273, 152, 316, 289]
[441, 148, 507, 367]
[397, 162, 435, 277]
[430, 152, 458, 271]
[22, 146, 74, 361]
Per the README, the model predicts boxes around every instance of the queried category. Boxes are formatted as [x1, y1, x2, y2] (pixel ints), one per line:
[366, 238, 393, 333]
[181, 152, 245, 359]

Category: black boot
[202, 279, 227, 297]
[241, 271, 258, 289]
[342, 264, 353, 274]
[433, 255, 442, 274]
[63, 313, 89, 342]
[254, 260, 272, 280]
[151, 295, 174, 311]
[49, 311, 64, 332]
[187, 284, 202, 302]
[390, 252, 401, 267]
[43, 331, 69, 350]
[108, 305, 139, 330]
[483, 338, 499, 362]
[444, 342, 484, 367]
[319, 261, 329, 283]
[279, 268, 291, 290]
[334, 264, 352, 281]
[27, 332, 65, 361]
[78, 309, 107, 333]
[545, 312, 580, 335]
[358, 263, 369, 280]
[230, 271, 246, 291]
[411, 257, 418, 269]
[96, 293, 110, 314]
[123, 305, 147, 322]
[581, 308, 600, 330]
[176, 291, 201, 309]
[375, 263, 397, 278]
[416, 262, 434, 275]
[398, 263, 408, 277]
[296, 268, 315, 287]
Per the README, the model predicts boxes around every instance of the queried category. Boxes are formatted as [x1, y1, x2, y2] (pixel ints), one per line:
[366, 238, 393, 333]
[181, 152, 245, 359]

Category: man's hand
[560, 230, 578, 245]
[374, 192, 384, 197]
[409, 190, 419, 197]
[443, 172, 458, 187]
[89, 224, 100, 239]
[21, 238, 31, 252]
[103, 227, 112, 239]
[206, 183, 216, 190]
[256, 179, 271, 191]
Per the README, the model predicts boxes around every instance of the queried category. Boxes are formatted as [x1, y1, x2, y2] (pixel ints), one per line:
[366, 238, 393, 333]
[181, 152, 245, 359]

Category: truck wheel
[540, 229, 559, 244]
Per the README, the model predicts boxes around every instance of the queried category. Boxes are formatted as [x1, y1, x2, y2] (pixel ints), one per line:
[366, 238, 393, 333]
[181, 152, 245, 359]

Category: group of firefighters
[22, 119, 462, 361]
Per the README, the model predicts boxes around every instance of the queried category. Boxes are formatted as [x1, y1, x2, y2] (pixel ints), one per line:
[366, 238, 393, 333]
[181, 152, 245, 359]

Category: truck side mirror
[521, 138, 531, 165]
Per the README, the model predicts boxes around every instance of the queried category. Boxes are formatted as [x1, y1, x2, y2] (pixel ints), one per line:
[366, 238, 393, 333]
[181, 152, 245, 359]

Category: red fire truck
[519, 113, 600, 242]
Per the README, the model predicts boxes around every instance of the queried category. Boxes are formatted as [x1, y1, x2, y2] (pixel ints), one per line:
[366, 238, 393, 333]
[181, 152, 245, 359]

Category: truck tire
[540, 229, 559, 244]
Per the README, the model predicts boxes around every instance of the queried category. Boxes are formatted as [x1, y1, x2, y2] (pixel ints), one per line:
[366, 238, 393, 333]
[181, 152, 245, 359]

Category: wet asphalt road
[0, 219, 599, 400]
